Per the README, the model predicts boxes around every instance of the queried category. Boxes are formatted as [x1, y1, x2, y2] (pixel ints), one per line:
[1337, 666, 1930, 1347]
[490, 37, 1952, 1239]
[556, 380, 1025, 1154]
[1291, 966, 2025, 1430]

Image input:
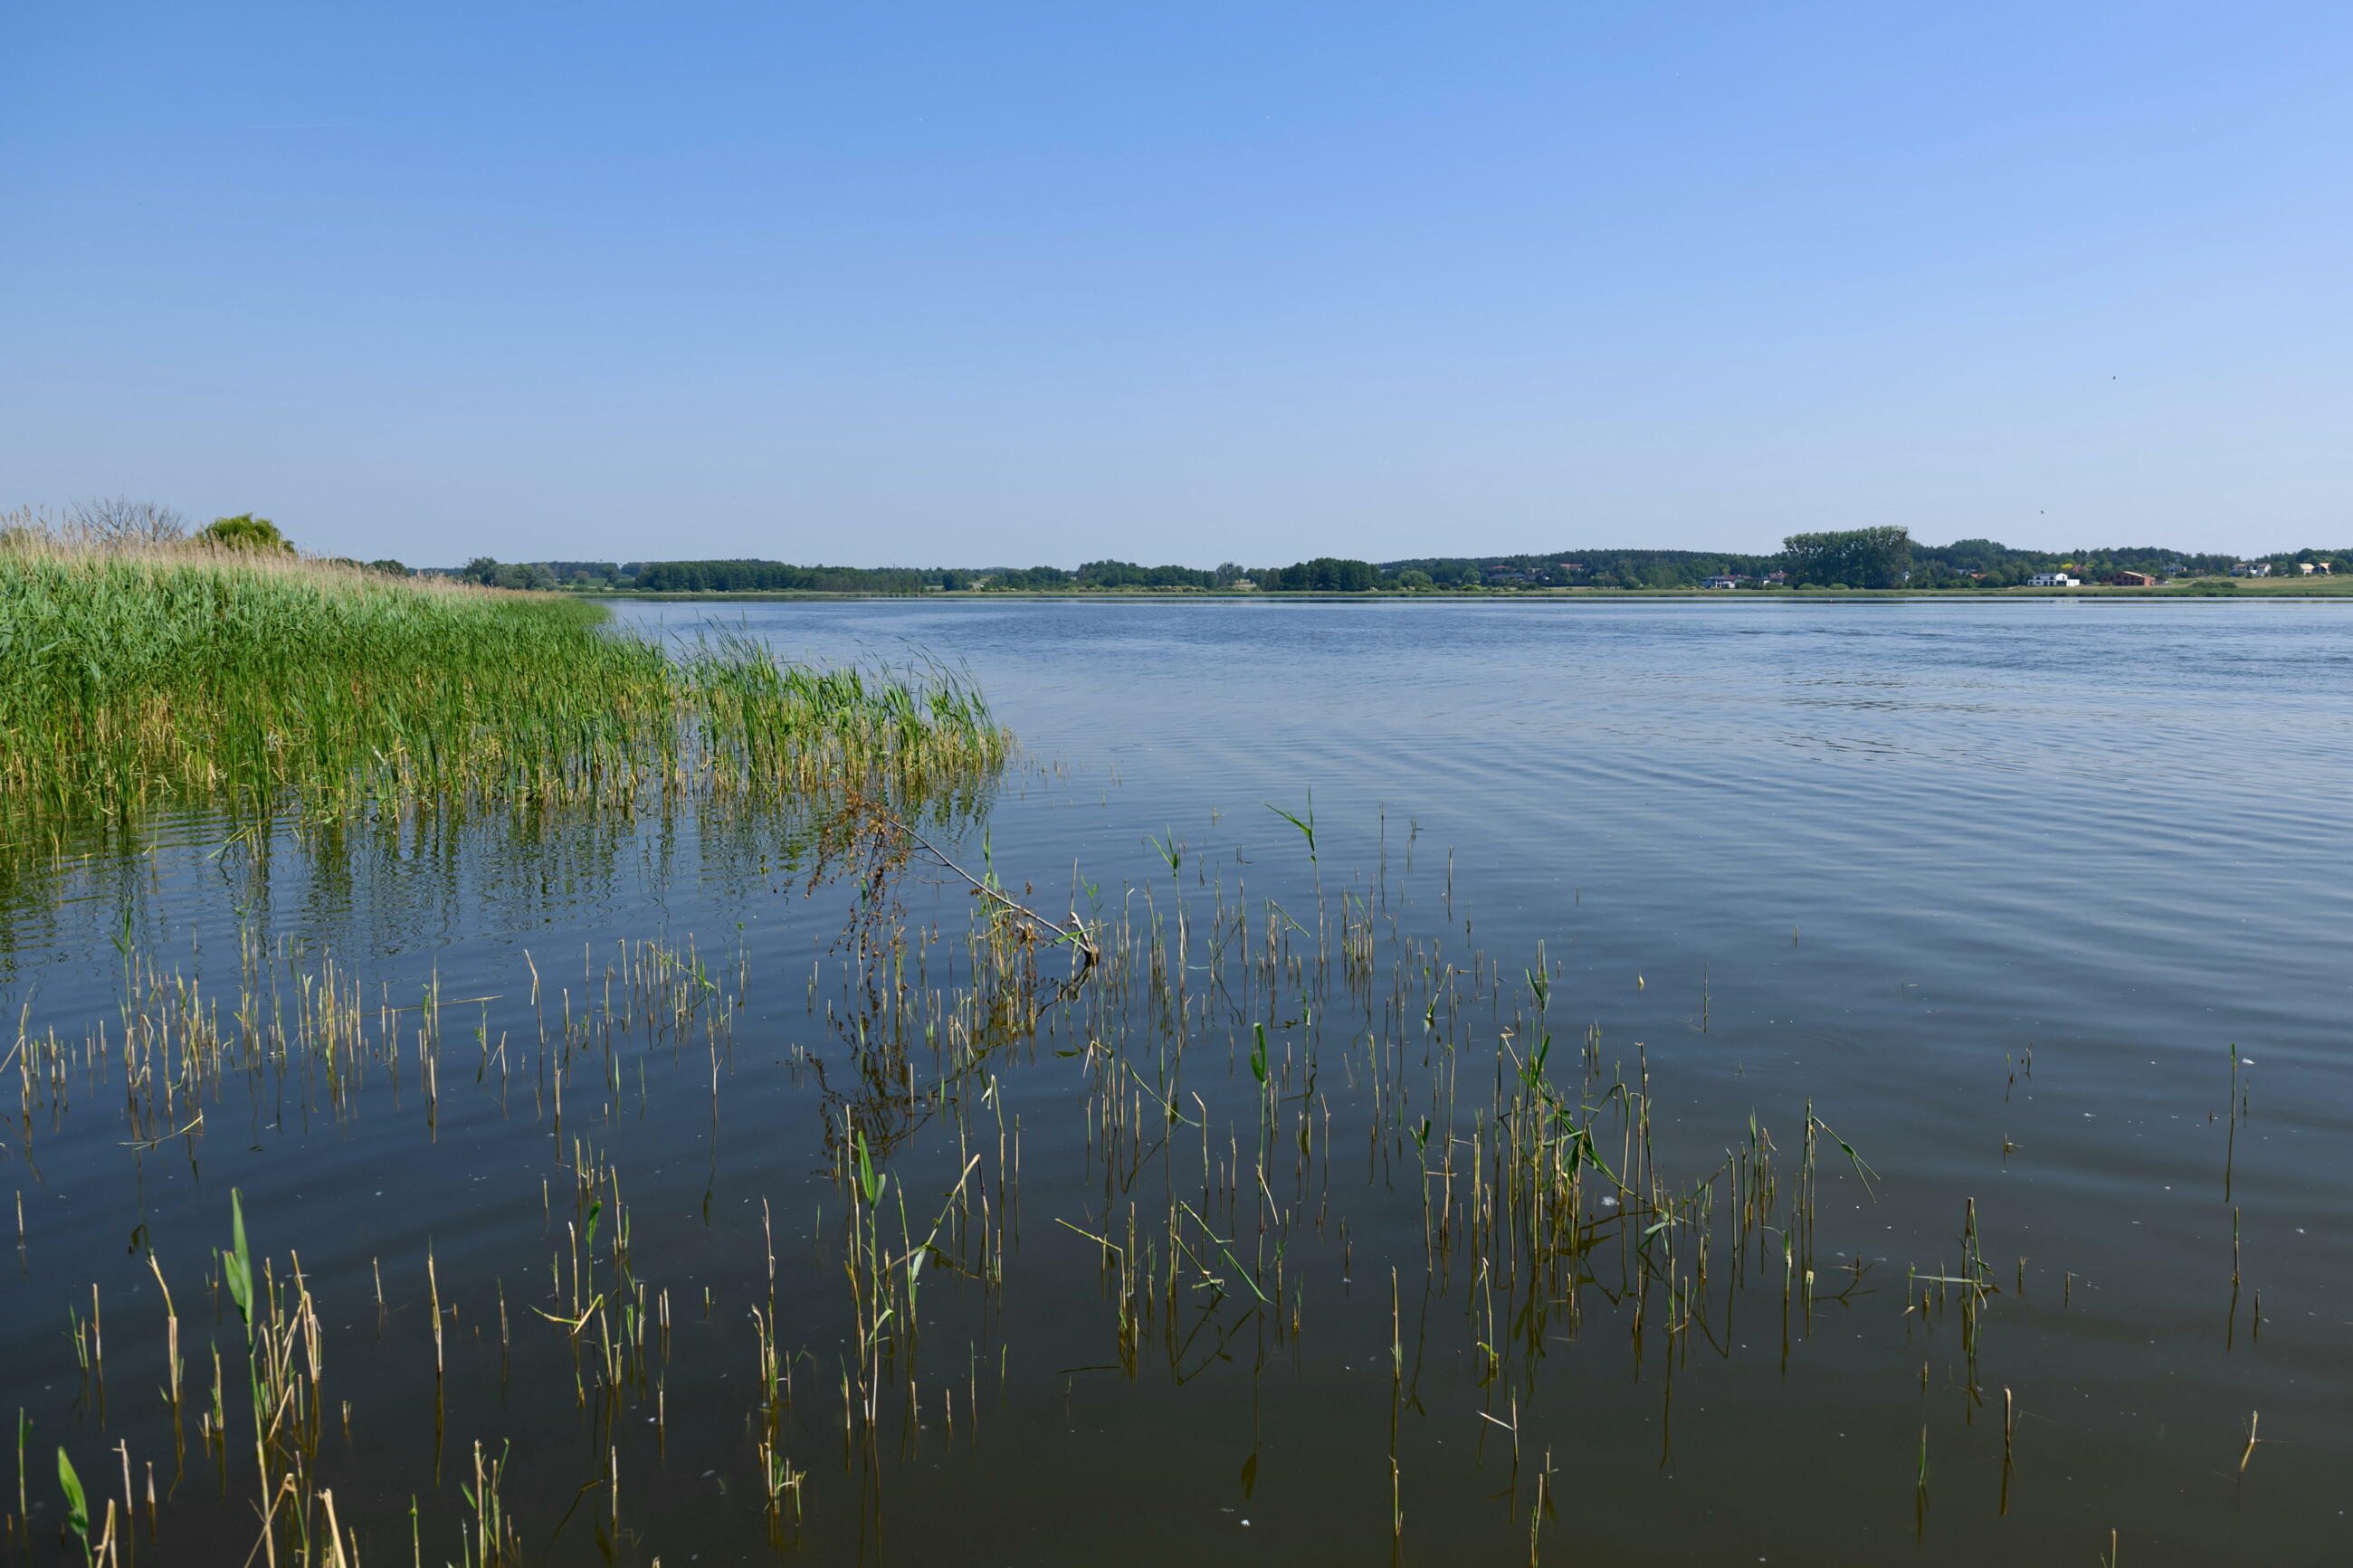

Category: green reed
[5, 793, 2226, 1564]
[0, 543, 1006, 850]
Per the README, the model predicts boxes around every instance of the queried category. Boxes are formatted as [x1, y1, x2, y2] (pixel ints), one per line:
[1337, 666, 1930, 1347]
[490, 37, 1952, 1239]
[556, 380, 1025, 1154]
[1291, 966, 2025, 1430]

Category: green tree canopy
[633, 558, 925, 594]
[1074, 559, 1215, 589]
[201, 514, 294, 554]
[460, 556, 561, 591]
[986, 565, 1073, 590]
[1781, 527, 1910, 588]
[1262, 557, 1377, 592]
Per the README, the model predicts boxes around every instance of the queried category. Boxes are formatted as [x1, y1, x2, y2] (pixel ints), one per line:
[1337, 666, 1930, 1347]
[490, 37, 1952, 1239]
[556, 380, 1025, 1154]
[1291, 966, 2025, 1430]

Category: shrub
[202, 514, 294, 553]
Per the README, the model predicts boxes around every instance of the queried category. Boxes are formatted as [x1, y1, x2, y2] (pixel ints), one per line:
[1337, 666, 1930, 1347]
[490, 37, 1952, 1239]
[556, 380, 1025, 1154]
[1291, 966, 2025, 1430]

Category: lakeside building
[1702, 574, 1749, 589]
[2113, 571, 2158, 586]
[2029, 572, 2082, 587]
[2234, 562, 2273, 577]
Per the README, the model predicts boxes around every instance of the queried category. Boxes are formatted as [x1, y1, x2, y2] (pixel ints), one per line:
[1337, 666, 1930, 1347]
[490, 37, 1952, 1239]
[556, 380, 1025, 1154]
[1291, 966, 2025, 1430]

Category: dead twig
[865, 805, 1100, 965]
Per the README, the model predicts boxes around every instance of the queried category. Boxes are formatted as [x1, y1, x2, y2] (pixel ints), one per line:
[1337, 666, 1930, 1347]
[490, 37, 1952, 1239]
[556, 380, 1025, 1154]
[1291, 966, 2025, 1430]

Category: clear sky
[5, 3, 2347, 566]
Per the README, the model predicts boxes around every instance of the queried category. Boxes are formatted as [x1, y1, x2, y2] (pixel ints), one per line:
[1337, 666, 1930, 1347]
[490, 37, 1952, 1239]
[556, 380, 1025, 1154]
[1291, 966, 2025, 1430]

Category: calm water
[4, 598, 2348, 1563]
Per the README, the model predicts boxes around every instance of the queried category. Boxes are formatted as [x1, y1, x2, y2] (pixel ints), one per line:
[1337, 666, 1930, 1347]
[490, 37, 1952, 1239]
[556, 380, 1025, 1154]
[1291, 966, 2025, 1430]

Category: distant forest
[441, 533, 2342, 594]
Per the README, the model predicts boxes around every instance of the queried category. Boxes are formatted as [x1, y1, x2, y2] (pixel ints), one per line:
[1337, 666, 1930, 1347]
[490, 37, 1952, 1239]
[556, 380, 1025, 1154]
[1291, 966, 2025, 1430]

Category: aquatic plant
[0, 780, 2292, 1562]
[0, 537, 1007, 853]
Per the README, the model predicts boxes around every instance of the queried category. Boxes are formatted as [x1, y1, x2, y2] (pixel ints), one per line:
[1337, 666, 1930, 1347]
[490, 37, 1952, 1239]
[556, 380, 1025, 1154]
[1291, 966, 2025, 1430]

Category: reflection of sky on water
[4, 597, 2350, 1563]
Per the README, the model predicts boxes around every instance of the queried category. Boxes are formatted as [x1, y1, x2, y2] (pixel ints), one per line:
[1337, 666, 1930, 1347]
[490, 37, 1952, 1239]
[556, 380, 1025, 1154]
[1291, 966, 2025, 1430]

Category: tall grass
[0, 537, 1006, 850]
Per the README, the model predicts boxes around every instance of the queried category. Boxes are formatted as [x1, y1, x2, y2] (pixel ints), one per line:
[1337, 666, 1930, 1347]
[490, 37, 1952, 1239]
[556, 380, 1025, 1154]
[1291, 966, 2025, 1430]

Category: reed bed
[0, 802, 2273, 1562]
[0, 539, 1006, 852]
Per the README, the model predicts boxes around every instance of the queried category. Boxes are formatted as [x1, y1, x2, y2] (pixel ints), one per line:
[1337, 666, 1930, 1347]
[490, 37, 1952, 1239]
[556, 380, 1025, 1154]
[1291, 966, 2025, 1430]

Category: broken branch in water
[863, 803, 1100, 966]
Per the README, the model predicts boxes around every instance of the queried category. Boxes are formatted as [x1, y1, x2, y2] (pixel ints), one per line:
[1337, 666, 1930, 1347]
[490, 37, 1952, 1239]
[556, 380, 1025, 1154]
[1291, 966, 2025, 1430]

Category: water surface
[4, 598, 2347, 1563]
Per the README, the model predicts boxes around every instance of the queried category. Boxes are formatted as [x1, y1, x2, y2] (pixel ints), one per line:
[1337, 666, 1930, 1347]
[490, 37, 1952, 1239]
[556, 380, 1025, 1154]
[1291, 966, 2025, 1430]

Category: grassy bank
[0, 540, 1005, 844]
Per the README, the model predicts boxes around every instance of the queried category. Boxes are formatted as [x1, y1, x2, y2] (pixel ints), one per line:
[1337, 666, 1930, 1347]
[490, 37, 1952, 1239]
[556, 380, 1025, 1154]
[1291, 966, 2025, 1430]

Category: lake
[4, 596, 2348, 1563]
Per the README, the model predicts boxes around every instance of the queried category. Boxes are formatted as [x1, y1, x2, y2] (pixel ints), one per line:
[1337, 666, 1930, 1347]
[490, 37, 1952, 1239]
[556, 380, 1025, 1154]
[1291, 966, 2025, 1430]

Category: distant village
[1693, 559, 2329, 590]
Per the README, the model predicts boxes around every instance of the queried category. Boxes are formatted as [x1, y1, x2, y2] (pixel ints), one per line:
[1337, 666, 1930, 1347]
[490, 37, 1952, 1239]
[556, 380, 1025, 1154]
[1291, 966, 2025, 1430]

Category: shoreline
[593, 585, 2353, 603]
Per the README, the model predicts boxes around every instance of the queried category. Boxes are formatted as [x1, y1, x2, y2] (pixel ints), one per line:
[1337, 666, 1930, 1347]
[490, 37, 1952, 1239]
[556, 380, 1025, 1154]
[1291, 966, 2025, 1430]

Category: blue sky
[4, 3, 2346, 565]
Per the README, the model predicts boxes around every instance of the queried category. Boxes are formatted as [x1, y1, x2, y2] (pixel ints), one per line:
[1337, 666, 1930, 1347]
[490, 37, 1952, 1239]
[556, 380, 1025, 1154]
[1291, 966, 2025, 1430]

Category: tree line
[436, 533, 2347, 594]
[29, 500, 2328, 594]
[450, 556, 1396, 593]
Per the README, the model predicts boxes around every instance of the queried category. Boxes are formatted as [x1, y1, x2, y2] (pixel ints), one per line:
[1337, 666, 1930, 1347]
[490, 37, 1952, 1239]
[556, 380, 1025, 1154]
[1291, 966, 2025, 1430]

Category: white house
[1702, 575, 1746, 589]
[2028, 572, 2080, 587]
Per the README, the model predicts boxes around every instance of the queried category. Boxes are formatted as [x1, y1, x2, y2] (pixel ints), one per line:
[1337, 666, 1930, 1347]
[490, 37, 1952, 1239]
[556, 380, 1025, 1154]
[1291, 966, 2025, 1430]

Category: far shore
[594, 584, 2353, 603]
